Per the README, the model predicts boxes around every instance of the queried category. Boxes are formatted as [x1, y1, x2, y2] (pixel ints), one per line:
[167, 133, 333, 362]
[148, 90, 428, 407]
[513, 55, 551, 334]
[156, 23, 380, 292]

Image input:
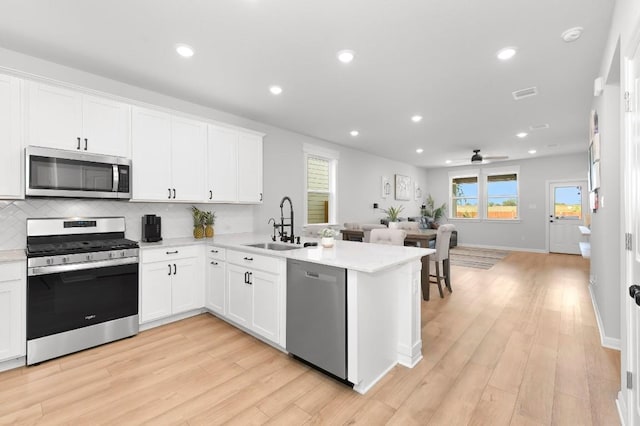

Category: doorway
[548, 181, 587, 254]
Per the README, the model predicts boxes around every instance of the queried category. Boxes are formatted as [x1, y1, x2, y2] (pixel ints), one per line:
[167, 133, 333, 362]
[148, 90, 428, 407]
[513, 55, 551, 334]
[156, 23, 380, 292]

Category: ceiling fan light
[471, 150, 483, 163]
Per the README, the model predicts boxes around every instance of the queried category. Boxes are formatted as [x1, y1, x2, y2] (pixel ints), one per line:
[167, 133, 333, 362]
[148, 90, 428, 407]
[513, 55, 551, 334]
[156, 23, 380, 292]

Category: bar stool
[369, 229, 407, 246]
[428, 224, 455, 299]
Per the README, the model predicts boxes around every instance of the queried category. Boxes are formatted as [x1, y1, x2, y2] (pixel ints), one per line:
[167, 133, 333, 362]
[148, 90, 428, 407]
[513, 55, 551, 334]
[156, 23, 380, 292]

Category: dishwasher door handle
[304, 271, 337, 282]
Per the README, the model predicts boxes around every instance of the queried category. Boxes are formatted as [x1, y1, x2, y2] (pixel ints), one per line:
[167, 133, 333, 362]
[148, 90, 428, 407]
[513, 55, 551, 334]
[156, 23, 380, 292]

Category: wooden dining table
[341, 228, 446, 300]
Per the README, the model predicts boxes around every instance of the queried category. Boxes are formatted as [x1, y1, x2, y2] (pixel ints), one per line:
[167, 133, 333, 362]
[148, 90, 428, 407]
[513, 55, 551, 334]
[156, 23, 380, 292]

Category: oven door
[27, 258, 138, 341]
[25, 146, 131, 199]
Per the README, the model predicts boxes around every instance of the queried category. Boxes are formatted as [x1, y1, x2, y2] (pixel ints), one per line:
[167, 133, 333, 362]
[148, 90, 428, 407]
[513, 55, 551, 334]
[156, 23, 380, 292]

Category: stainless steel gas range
[26, 217, 139, 365]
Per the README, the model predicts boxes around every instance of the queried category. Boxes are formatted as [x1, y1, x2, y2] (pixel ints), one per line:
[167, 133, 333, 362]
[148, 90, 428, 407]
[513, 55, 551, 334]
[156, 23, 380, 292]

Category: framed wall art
[395, 174, 411, 201]
[381, 176, 391, 198]
[414, 181, 422, 200]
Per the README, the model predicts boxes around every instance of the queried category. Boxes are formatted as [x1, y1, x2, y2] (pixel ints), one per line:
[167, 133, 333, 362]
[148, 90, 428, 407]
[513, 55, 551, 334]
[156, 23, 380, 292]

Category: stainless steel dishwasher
[286, 259, 348, 381]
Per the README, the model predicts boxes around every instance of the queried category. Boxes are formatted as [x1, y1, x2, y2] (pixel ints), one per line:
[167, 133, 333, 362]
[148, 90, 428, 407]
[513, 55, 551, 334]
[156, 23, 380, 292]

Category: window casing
[449, 166, 519, 221]
[304, 145, 338, 225]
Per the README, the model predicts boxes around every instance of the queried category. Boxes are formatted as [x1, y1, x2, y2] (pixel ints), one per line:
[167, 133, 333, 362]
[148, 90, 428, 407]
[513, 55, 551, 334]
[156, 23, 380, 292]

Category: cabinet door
[171, 256, 204, 314]
[82, 95, 131, 157]
[237, 133, 263, 203]
[226, 264, 252, 327]
[27, 82, 83, 151]
[171, 116, 206, 201]
[207, 125, 238, 202]
[206, 257, 226, 315]
[250, 269, 279, 343]
[131, 107, 172, 201]
[140, 262, 173, 323]
[0, 75, 22, 199]
[0, 278, 25, 361]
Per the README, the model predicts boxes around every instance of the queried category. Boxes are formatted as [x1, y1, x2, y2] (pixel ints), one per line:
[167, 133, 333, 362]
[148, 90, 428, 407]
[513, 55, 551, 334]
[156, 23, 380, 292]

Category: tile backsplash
[0, 199, 255, 250]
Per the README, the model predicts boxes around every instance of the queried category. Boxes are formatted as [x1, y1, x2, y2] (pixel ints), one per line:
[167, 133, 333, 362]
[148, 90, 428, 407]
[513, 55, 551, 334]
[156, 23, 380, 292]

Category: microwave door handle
[112, 165, 119, 192]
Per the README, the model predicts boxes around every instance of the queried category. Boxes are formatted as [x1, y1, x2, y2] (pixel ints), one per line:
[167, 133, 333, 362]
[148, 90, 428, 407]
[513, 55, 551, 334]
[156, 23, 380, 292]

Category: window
[486, 173, 519, 219]
[451, 175, 479, 218]
[304, 144, 338, 225]
[449, 167, 519, 221]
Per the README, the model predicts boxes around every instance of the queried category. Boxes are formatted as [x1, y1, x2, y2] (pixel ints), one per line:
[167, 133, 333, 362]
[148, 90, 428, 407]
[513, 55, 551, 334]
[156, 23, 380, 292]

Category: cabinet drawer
[206, 246, 226, 261]
[227, 250, 282, 274]
[0, 261, 24, 282]
[142, 245, 201, 264]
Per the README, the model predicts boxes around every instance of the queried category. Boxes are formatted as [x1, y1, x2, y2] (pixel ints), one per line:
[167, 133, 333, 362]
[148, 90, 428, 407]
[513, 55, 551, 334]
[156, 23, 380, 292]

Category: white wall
[424, 153, 587, 252]
[0, 47, 428, 244]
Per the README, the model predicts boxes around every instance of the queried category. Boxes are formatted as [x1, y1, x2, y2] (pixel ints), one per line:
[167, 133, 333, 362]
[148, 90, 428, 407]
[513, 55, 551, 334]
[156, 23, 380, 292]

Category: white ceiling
[0, 0, 614, 168]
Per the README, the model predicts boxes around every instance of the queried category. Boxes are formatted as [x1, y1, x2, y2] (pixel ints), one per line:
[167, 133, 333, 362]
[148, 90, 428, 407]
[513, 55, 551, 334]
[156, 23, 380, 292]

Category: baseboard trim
[588, 284, 622, 350]
[0, 356, 25, 373]
[616, 391, 627, 426]
[456, 243, 547, 253]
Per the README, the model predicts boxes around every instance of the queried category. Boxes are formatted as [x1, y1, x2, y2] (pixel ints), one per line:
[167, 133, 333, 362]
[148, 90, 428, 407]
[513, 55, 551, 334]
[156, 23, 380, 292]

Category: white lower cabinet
[140, 246, 204, 324]
[0, 261, 26, 362]
[205, 247, 226, 315]
[225, 250, 284, 345]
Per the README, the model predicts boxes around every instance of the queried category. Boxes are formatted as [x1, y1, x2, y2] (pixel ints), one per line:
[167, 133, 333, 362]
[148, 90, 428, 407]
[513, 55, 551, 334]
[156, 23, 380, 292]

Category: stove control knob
[86, 254, 92, 261]
[62, 257, 69, 263]
[120, 251, 125, 257]
[109, 252, 114, 259]
[46, 258, 53, 265]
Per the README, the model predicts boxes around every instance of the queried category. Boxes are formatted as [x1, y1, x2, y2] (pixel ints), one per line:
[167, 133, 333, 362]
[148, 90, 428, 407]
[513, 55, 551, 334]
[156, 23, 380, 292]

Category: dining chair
[394, 222, 420, 246]
[429, 224, 455, 299]
[369, 228, 407, 246]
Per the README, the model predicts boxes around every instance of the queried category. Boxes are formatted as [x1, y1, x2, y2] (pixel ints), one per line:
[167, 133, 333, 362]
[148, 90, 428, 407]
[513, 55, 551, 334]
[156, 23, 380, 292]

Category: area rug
[448, 246, 510, 269]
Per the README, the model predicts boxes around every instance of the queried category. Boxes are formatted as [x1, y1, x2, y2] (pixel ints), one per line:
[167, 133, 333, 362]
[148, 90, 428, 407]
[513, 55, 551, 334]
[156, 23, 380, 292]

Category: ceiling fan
[448, 149, 509, 166]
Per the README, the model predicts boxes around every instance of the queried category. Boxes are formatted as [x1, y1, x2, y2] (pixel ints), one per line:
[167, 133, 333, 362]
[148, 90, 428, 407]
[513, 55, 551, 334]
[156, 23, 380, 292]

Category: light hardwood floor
[0, 251, 620, 425]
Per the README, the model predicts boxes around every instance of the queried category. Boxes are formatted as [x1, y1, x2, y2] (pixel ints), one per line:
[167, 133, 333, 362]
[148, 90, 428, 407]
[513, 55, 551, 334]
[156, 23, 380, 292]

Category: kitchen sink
[244, 242, 303, 251]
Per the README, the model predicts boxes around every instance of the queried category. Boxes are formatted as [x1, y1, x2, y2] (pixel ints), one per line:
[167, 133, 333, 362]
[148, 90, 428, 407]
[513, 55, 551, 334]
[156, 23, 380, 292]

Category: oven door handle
[28, 257, 138, 276]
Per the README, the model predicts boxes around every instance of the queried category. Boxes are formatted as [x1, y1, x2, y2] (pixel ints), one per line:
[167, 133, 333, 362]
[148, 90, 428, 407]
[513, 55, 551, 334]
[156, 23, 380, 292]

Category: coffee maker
[141, 215, 162, 242]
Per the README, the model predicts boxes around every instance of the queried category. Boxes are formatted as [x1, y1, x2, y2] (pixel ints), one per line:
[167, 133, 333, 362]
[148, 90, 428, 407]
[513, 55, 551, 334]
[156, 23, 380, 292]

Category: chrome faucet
[279, 196, 295, 243]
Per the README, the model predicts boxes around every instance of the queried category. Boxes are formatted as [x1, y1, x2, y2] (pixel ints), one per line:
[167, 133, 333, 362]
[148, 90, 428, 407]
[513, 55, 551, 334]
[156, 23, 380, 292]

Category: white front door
[625, 30, 640, 426]
[549, 181, 587, 254]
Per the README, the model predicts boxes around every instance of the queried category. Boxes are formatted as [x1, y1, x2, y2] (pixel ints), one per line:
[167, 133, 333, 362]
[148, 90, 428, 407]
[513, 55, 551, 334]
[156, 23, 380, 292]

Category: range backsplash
[0, 199, 255, 250]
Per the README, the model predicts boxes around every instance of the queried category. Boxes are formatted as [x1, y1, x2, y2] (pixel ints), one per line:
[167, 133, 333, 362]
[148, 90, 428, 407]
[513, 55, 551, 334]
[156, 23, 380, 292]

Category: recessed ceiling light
[337, 50, 355, 64]
[416, 148, 424, 154]
[411, 115, 423, 123]
[175, 44, 195, 58]
[561, 27, 583, 43]
[516, 132, 528, 138]
[528, 149, 537, 154]
[269, 85, 283, 95]
[497, 47, 517, 61]
[350, 130, 359, 137]
[445, 160, 452, 164]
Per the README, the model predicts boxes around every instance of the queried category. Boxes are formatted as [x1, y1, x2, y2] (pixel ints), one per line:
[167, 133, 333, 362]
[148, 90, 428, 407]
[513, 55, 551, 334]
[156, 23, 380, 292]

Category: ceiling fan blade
[483, 155, 509, 160]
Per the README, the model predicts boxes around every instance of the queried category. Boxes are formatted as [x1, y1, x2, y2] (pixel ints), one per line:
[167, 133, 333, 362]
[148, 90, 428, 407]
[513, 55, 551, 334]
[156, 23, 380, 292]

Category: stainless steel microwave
[26, 146, 131, 199]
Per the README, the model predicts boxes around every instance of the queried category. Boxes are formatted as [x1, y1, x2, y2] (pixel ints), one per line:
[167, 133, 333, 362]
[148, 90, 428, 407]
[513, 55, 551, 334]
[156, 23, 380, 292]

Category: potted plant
[423, 194, 447, 228]
[319, 228, 338, 248]
[204, 210, 216, 238]
[382, 205, 404, 228]
[191, 206, 206, 239]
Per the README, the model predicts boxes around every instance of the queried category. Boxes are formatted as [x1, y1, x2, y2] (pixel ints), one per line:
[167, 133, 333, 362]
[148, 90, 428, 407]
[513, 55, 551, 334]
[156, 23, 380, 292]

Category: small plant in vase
[381, 205, 404, 228]
[319, 228, 338, 248]
[204, 211, 216, 238]
[191, 206, 206, 239]
[423, 194, 447, 228]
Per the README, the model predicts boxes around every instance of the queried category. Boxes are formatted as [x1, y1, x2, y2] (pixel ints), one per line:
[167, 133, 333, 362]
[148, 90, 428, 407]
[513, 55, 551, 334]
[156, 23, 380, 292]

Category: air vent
[529, 123, 550, 131]
[512, 87, 538, 100]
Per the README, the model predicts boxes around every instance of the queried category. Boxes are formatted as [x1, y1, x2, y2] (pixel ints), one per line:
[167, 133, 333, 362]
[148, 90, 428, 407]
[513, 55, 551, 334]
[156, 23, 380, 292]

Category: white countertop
[141, 233, 434, 274]
[0, 249, 26, 263]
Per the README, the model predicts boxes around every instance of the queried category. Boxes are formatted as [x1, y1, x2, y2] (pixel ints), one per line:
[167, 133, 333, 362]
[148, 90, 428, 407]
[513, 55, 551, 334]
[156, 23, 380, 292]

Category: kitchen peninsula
[141, 233, 433, 395]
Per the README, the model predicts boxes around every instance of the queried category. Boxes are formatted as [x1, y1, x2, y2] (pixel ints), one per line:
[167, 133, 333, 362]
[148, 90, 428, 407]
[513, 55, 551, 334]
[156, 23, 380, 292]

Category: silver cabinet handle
[84, 138, 88, 151]
[209, 190, 213, 200]
[173, 263, 177, 275]
[168, 188, 172, 199]
[76, 137, 81, 150]
[166, 250, 178, 255]
[168, 264, 171, 275]
[243, 257, 253, 261]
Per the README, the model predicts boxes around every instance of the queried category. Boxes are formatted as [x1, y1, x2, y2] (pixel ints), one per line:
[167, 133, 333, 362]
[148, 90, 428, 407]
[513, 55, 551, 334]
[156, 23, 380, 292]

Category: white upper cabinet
[171, 116, 206, 202]
[237, 132, 263, 203]
[207, 125, 238, 202]
[131, 107, 172, 201]
[0, 74, 23, 199]
[26, 82, 130, 157]
[132, 107, 206, 202]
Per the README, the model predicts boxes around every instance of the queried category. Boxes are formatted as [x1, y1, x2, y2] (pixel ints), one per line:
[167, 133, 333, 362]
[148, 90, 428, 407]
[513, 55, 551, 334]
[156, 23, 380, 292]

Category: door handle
[259, 193, 263, 201]
[168, 264, 172, 275]
[77, 137, 81, 150]
[173, 264, 177, 275]
[550, 220, 554, 223]
[243, 257, 254, 261]
[209, 190, 213, 200]
[244, 271, 249, 284]
[629, 285, 640, 306]
[247, 272, 252, 285]
[168, 188, 172, 199]
[84, 138, 88, 151]
[172, 188, 176, 199]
